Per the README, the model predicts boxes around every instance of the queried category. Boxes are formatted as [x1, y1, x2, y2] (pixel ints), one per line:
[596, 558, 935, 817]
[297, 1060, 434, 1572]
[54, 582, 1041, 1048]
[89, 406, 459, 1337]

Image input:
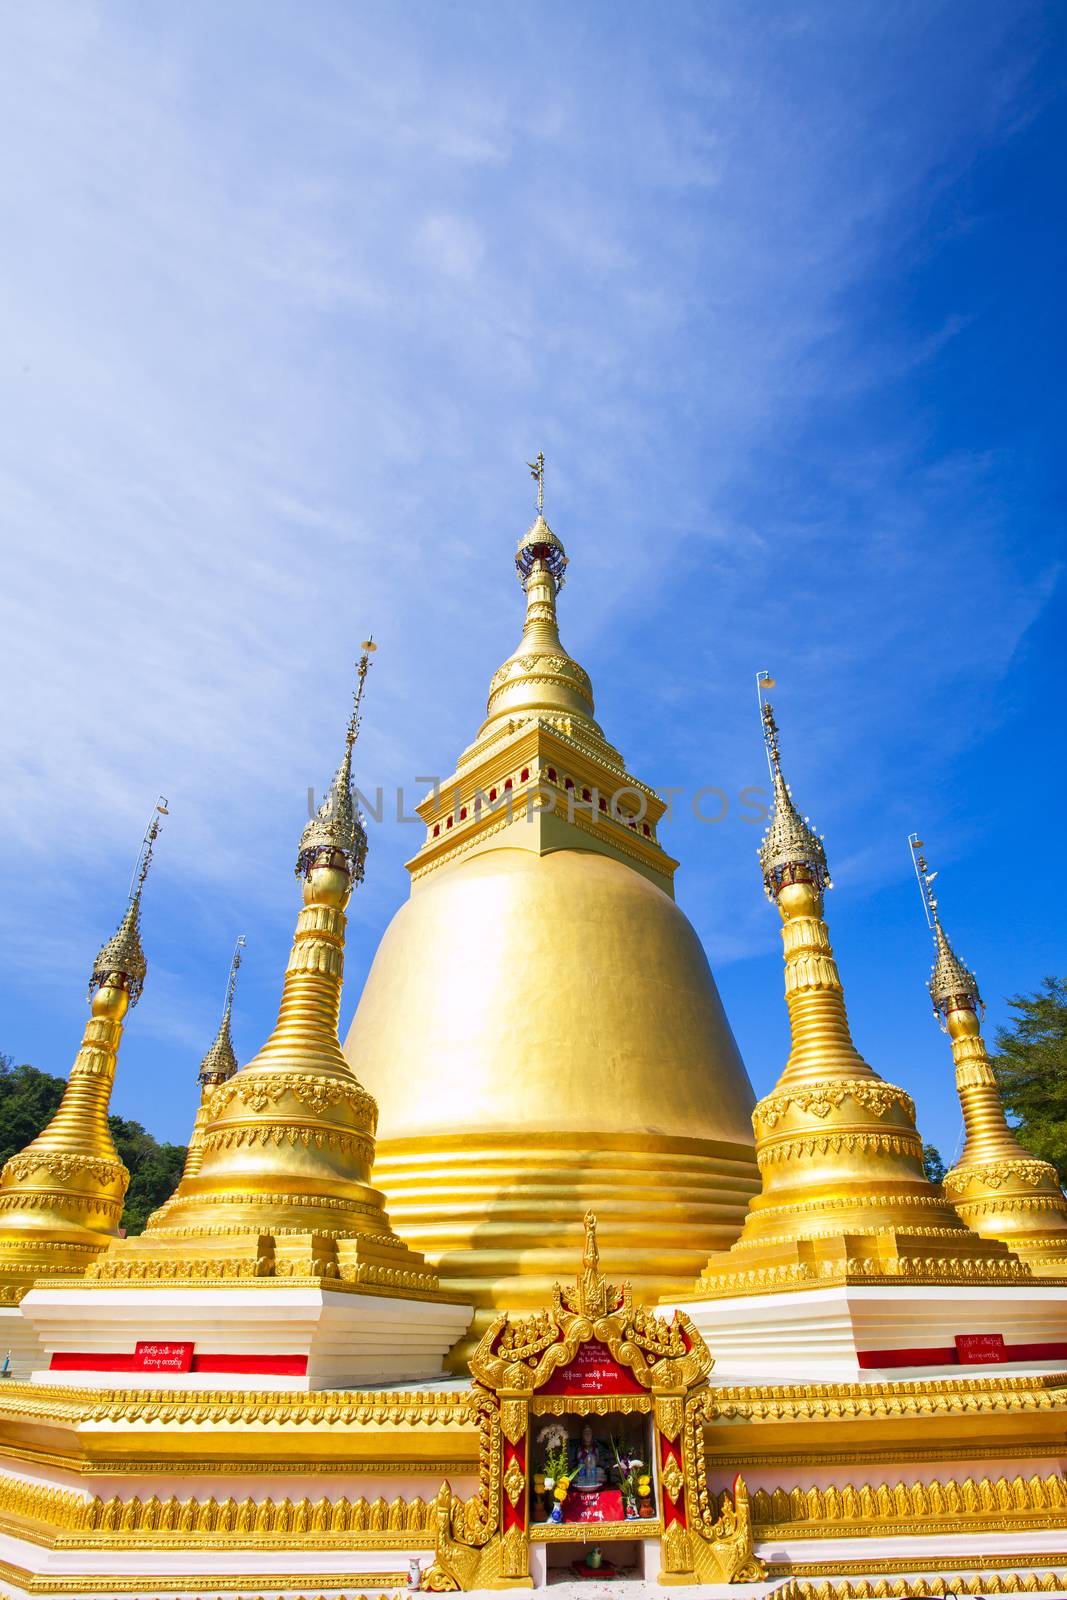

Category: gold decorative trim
[0, 1382, 474, 1427]
[736, 1470, 1067, 1539]
[528, 1394, 651, 1416]
[0, 1468, 441, 1549]
[770, 1577, 1067, 1598]
[703, 1371, 1067, 1422]
[764, 1561, 1067, 1587]
[754, 1079, 915, 1131]
[529, 1518, 662, 1542]
[0, 1556, 404, 1593]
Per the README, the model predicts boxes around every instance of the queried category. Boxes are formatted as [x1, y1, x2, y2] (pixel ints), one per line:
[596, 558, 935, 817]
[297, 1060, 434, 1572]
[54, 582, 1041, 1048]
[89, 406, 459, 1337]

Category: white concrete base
[0, 1304, 46, 1381]
[18, 1283, 474, 1391]
[664, 1281, 1067, 1379]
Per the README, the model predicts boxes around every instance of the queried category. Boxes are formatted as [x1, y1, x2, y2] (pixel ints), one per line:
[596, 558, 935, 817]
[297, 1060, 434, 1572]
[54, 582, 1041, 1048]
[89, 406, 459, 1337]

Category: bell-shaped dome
[349, 846, 755, 1146]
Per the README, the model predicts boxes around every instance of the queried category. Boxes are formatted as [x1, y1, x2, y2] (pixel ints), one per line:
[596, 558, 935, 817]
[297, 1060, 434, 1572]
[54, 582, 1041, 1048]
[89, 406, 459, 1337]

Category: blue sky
[0, 1, 1063, 1163]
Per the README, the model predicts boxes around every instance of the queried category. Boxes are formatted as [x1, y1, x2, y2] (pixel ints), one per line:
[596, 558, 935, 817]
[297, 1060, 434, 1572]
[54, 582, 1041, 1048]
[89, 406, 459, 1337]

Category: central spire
[475, 455, 599, 741]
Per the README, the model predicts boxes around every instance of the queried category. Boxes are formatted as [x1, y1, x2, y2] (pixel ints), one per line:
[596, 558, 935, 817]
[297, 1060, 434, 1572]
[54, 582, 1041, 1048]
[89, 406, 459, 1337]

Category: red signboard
[135, 1341, 194, 1373]
[539, 1339, 644, 1396]
[955, 1333, 1006, 1365]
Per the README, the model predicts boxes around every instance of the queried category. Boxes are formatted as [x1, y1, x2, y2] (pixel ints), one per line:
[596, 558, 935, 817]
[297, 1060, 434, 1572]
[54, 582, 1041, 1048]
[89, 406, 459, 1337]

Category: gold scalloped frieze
[0, 1468, 442, 1548]
[208, 1072, 377, 1126]
[734, 1469, 1067, 1541]
[757, 1131, 923, 1167]
[755, 1078, 916, 1131]
[944, 1158, 1061, 1196]
[528, 1394, 652, 1417]
[775, 1575, 1067, 1596]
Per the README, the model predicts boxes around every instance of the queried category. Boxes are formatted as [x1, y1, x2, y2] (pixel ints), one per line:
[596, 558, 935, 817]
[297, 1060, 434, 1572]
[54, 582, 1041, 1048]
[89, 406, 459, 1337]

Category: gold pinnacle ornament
[162, 935, 246, 1197]
[0, 800, 168, 1303]
[90, 646, 443, 1295]
[693, 692, 1024, 1294]
[909, 837, 1067, 1271]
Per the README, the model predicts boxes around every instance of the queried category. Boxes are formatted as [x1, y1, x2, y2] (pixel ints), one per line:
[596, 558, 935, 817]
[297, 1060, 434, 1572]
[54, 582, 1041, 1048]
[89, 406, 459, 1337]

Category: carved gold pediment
[468, 1211, 712, 1398]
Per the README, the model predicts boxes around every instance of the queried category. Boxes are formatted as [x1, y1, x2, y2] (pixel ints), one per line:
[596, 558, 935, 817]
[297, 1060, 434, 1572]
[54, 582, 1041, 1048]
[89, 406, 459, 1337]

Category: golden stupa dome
[351, 845, 754, 1147]
[344, 471, 760, 1363]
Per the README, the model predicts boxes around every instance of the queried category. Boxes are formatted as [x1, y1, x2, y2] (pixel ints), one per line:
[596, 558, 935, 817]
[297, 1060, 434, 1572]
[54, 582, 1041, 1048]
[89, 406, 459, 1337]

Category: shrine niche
[419, 1213, 764, 1590]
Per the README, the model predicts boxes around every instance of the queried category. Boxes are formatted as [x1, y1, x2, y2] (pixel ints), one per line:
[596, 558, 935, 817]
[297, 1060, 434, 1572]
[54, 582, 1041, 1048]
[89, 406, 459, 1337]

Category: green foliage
[0, 1054, 187, 1235]
[990, 976, 1067, 1183]
[921, 1142, 947, 1184]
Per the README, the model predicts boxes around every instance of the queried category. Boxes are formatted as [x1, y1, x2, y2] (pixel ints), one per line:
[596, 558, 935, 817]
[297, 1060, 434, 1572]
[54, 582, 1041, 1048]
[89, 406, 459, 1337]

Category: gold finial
[515, 456, 567, 593]
[89, 796, 168, 1007]
[908, 835, 982, 1023]
[527, 450, 545, 517]
[565, 1209, 619, 1321]
[198, 935, 246, 1087]
[755, 688, 830, 900]
[296, 645, 375, 881]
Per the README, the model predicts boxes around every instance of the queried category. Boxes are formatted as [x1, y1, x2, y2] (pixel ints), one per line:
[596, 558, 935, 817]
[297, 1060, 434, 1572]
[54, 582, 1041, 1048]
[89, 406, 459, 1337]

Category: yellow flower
[554, 1483, 568, 1502]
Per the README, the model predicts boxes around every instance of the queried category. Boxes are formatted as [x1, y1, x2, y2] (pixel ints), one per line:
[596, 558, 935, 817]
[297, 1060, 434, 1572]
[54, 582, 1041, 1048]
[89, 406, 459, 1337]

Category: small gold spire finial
[198, 935, 246, 1087]
[755, 687, 830, 900]
[565, 1209, 620, 1322]
[90, 796, 168, 1007]
[908, 835, 982, 1023]
[527, 450, 545, 517]
[296, 645, 376, 882]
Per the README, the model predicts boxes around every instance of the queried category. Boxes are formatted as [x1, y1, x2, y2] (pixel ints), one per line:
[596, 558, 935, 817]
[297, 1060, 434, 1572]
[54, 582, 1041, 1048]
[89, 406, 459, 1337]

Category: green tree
[0, 1056, 186, 1234]
[990, 977, 1067, 1183]
[922, 1143, 947, 1184]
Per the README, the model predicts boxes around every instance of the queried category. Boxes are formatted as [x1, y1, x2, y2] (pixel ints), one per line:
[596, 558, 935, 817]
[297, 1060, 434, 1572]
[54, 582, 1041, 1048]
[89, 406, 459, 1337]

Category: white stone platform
[17, 1282, 474, 1390]
[665, 1281, 1067, 1379]
[0, 1304, 46, 1381]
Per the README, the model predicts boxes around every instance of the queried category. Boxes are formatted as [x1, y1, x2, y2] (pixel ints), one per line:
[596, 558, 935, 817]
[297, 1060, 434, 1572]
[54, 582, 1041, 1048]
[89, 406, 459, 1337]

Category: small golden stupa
[157, 936, 245, 1202]
[0, 805, 165, 1301]
[911, 840, 1067, 1271]
[91, 649, 440, 1293]
[694, 694, 1024, 1292]
[344, 459, 761, 1358]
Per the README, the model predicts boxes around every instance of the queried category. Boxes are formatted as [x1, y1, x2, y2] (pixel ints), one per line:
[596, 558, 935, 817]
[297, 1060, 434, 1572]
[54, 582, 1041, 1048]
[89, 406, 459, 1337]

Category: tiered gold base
[371, 1130, 761, 1366]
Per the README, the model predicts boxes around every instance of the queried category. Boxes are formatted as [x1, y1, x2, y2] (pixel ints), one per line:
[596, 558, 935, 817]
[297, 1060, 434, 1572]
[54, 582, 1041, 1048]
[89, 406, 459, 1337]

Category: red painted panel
[539, 1339, 645, 1396]
[857, 1338, 1067, 1369]
[49, 1351, 308, 1376]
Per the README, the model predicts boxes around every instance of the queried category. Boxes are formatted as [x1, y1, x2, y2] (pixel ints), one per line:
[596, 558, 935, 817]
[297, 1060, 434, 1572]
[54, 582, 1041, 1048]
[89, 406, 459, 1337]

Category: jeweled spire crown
[89, 798, 167, 1006]
[295, 643, 375, 883]
[909, 839, 983, 1021]
[197, 934, 245, 1087]
[757, 688, 830, 899]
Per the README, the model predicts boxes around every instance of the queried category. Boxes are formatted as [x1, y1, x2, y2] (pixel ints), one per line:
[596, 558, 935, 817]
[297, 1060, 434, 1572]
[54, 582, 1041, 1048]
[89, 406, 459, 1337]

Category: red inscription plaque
[539, 1339, 644, 1396]
[955, 1332, 1006, 1365]
[135, 1340, 194, 1373]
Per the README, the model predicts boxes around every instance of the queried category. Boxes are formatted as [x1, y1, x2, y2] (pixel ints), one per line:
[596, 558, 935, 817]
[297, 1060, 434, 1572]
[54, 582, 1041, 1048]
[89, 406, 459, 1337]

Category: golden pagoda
[911, 839, 1067, 1271]
[90, 648, 441, 1293]
[693, 692, 1024, 1293]
[0, 803, 165, 1302]
[1, 468, 1066, 1596]
[344, 461, 761, 1359]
